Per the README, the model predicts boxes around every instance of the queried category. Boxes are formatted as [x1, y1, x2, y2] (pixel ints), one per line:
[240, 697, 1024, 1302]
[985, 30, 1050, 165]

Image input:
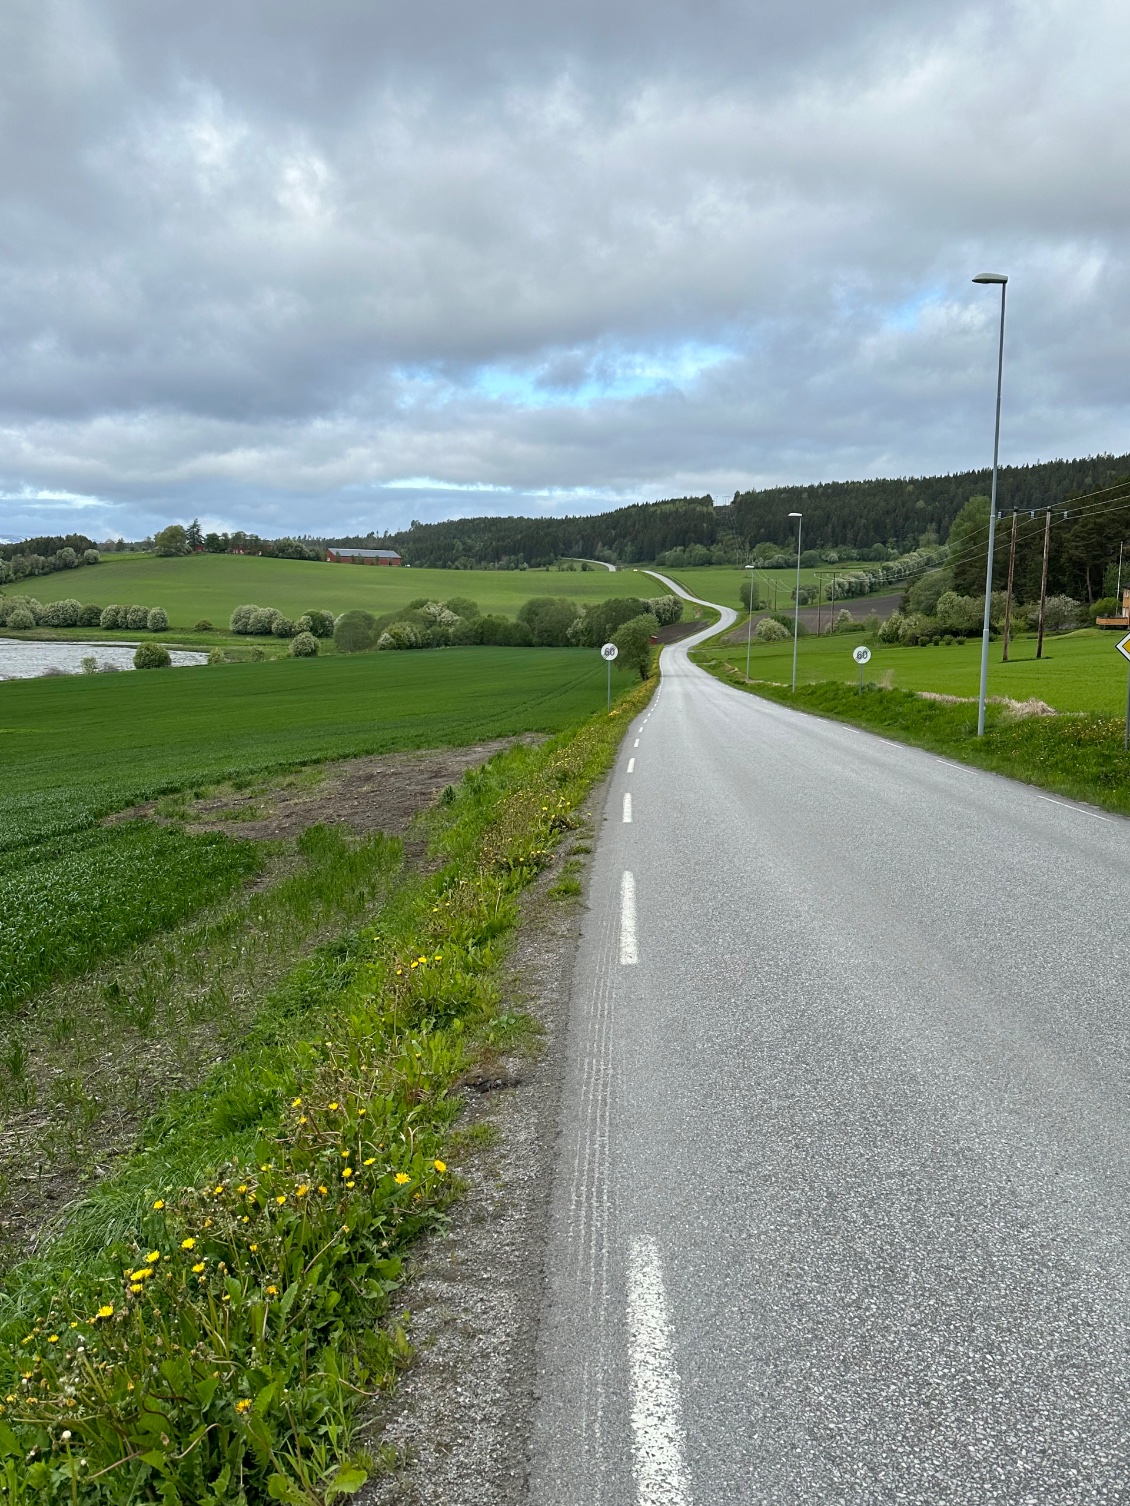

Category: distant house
[1096, 587, 1130, 628]
[326, 547, 402, 566]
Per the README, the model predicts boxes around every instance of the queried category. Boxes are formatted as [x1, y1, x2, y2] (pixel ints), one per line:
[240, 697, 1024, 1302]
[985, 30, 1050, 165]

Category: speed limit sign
[852, 645, 871, 665]
[601, 642, 618, 661]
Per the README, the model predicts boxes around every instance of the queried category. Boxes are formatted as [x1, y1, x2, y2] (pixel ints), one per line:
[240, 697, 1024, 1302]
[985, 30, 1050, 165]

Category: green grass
[0, 824, 261, 1011]
[660, 561, 889, 613]
[18, 554, 662, 632]
[696, 627, 1130, 715]
[0, 680, 655, 1506]
[0, 646, 633, 852]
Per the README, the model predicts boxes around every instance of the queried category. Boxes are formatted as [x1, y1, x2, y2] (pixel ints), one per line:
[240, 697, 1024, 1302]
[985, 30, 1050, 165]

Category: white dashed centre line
[626, 1239, 690, 1505]
[623, 792, 632, 823]
[634, 738, 640, 747]
[619, 870, 638, 965]
[627, 758, 635, 773]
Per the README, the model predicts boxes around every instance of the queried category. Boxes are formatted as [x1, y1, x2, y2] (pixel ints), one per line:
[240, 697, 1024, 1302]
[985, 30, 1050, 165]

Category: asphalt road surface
[528, 580, 1130, 1504]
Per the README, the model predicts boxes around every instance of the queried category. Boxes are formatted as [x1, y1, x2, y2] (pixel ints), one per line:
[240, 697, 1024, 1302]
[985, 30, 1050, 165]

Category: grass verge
[699, 661, 1130, 815]
[0, 679, 653, 1504]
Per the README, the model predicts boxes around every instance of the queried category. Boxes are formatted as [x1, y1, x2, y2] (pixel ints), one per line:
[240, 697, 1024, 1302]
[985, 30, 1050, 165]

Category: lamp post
[788, 511, 803, 691]
[973, 272, 1008, 737]
[744, 563, 757, 682]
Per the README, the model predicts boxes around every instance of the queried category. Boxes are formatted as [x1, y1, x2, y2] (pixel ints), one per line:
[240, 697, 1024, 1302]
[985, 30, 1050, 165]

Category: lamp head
[788, 511, 802, 518]
[972, 272, 1008, 284]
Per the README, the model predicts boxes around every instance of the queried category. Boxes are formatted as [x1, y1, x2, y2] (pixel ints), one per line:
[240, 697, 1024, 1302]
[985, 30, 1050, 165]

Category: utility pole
[1001, 510, 1018, 662]
[1117, 540, 1125, 614]
[829, 573, 837, 632]
[816, 573, 823, 638]
[1035, 506, 1052, 660]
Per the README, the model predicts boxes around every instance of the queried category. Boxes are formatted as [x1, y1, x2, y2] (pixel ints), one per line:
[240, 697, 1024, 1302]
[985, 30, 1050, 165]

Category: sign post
[601, 641, 618, 712]
[1116, 632, 1130, 750]
[852, 643, 871, 694]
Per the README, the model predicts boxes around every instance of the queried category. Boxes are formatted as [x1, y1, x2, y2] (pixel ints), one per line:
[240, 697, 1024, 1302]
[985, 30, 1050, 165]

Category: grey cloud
[1, 0, 1128, 539]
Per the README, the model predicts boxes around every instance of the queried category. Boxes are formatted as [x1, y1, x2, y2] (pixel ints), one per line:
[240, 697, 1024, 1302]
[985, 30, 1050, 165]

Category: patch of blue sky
[883, 286, 945, 331]
[398, 340, 735, 411]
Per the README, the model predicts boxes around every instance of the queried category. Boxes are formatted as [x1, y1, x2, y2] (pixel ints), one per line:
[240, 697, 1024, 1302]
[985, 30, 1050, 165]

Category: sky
[1, 0, 1128, 542]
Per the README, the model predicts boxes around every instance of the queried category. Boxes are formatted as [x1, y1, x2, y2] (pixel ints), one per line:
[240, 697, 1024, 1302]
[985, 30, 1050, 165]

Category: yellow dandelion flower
[298, 1115, 308, 1125]
[434, 953, 442, 961]
[130, 1283, 143, 1294]
[129, 1268, 153, 1281]
[236, 1398, 251, 1413]
[358, 1108, 366, 1117]
[47, 1335, 58, 1344]
[410, 960, 418, 969]
[192, 1261, 205, 1273]
[181, 1238, 195, 1250]
[394, 1172, 411, 1185]
[241, 1216, 250, 1224]
[317, 1185, 328, 1196]
[291, 1097, 302, 1108]
[95, 1305, 114, 1320]
[152, 1199, 165, 1210]
[237, 1184, 248, 1194]
[296, 1185, 309, 1197]
[266, 1284, 279, 1297]
[203, 1219, 213, 1229]
[213, 1185, 224, 1196]
[343, 1167, 353, 1178]
[363, 1157, 376, 1166]
[434, 1160, 447, 1173]
[250, 1243, 259, 1252]
[328, 1101, 339, 1110]
[222, 1294, 231, 1303]
[396, 967, 403, 976]
[147, 1251, 160, 1263]
[276, 1194, 287, 1205]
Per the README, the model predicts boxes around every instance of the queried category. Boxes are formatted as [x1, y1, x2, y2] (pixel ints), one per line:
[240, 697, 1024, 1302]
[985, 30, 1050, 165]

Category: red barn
[326, 547, 402, 566]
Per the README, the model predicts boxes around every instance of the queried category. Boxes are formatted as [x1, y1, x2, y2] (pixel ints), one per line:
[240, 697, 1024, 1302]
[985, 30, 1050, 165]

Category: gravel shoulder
[356, 786, 606, 1505]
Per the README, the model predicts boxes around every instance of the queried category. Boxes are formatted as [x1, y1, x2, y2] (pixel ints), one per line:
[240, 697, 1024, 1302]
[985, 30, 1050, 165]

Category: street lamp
[744, 564, 759, 681]
[973, 272, 1008, 737]
[788, 512, 803, 691]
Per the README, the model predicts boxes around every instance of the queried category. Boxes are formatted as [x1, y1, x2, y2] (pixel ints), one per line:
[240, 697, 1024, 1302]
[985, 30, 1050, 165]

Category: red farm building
[326, 547, 402, 566]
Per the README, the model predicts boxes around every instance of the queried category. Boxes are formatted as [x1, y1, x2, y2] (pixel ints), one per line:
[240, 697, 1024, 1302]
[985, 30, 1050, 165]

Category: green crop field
[18, 553, 663, 631]
[1, 645, 627, 850]
[695, 626, 1130, 715]
[659, 561, 892, 612]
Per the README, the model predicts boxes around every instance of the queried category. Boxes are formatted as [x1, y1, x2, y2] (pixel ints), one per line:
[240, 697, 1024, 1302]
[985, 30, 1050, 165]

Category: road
[528, 579, 1130, 1504]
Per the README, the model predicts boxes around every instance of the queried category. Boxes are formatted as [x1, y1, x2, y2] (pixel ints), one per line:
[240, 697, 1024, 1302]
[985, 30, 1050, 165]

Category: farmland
[695, 626, 1130, 715]
[19, 552, 662, 633]
[0, 628, 654, 1501]
[661, 560, 892, 612]
[1, 644, 623, 851]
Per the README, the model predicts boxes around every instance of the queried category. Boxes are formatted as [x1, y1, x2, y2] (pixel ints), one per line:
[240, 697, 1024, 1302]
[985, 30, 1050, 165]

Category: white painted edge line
[620, 870, 638, 965]
[1035, 793, 1112, 822]
[627, 757, 635, 773]
[623, 792, 632, 823]
[627, 1238, 691, 1505]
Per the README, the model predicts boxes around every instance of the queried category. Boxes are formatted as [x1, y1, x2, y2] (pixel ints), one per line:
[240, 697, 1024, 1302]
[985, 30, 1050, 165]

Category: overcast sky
[1, 0, 1127, 541]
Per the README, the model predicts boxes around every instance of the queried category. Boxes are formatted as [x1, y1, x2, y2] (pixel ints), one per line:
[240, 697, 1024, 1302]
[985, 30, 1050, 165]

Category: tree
[185, 519, 204, 550]
[154, 524, 190, 556]
[334, 610, 378, 653]
[738, 577, 759, 612]
[946, 496, 991, 596]
[134, 642, 171, 669]
[611, 613, 659, 679]
[517, 596, 579, 646]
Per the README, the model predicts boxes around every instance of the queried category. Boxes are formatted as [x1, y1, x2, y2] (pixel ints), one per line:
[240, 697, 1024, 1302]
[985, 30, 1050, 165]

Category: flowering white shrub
[754, 616, 791, 642]
[146, 607, 169, 632]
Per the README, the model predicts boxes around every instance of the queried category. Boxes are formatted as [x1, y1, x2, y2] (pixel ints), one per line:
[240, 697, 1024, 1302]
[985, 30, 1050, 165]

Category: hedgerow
[0, 677, 654, 1504]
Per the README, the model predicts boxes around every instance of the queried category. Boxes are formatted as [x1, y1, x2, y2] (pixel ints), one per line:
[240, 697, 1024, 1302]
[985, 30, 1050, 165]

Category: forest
[360, 452, 1130, 573]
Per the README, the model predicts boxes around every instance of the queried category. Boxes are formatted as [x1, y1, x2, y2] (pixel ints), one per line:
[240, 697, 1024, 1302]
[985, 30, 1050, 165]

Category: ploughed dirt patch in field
[0, 740, 536, 1266]
[108, 737, 540, 849]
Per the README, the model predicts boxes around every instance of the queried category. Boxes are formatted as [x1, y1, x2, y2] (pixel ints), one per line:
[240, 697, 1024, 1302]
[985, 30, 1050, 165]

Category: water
[0, 639, 209, 679]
